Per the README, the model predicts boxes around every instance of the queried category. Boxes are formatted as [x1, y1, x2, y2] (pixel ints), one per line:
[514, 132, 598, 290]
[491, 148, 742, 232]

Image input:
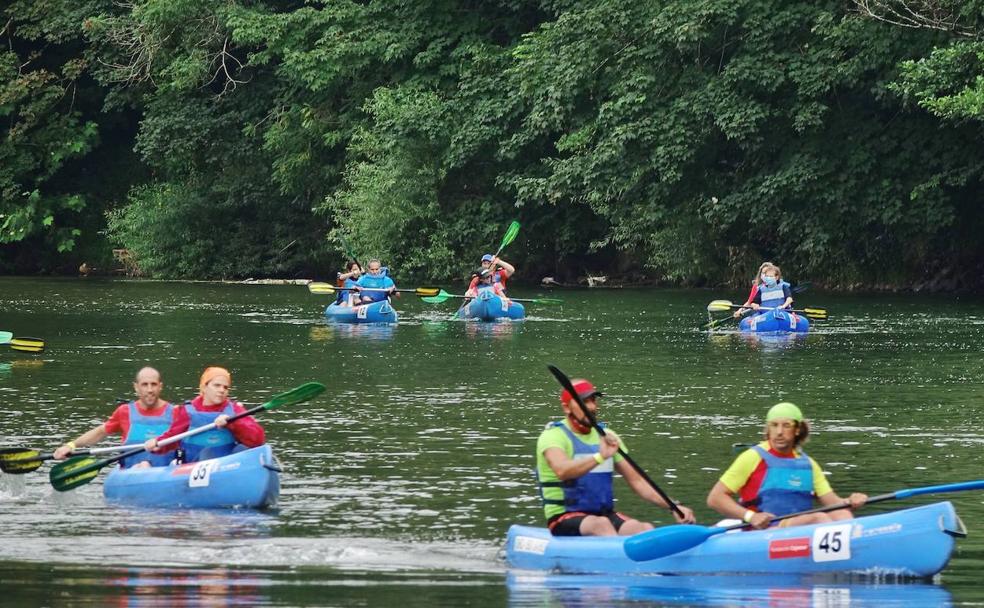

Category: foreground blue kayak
[458, 289, 525, 321]
[739, 308, 810, 333]
[325, 300, 398, 324]
[506, 502, 964, 577]
[103, 445, 281, 509]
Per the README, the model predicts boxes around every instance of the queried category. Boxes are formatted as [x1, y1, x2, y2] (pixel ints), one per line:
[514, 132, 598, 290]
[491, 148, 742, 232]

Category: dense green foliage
[2, 0, 983, 287]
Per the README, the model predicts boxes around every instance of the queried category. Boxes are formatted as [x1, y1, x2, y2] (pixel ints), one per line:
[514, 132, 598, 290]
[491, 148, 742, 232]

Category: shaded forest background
[2, 0, 983, 289]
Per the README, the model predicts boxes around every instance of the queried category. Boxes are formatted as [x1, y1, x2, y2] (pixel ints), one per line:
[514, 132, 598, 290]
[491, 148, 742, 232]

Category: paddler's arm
[707, 481, 772, 529]
[542, 434, 618, 481]
[218, 402, 266, 447]
[144, 407, 191, 453]
[53, 424, 109, 459]
[816, 490, 868, 511]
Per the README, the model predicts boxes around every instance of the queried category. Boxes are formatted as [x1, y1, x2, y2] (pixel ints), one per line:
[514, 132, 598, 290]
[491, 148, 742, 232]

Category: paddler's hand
[847, 492, 867, 510]
[748, 511, 774, 530]
[215, 414, 230, 428]
[143, 438, 158, 452]
[751, 303, 761, 311]
[53, 443, 75, 460]
[672, 504, 696, 524]
[599, 432, 620, 459]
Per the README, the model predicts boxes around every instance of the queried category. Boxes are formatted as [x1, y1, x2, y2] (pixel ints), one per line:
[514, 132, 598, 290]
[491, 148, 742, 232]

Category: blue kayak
[103, 445, 280, 509]
[506, 502, 963, 577]
[325, 300, 398, 324]
[458, 289, 525, 321]
[739, 308, 810, 333]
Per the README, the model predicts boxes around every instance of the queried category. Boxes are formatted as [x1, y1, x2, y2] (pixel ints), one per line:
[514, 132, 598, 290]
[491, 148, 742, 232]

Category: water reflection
[506, 572, 952, 607]
[706, 330, 813, 352]
[463, 319, 521, 341]
[309, 323, 396, 342]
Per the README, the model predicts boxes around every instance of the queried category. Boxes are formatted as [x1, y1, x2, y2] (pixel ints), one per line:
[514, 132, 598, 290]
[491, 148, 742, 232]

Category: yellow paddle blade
[706, 300, 734, 312]
[802, 308, 827, 317]
[308, 282, 336, 295]
[414, 287, 440, 297]
[10, 337, 44, 352]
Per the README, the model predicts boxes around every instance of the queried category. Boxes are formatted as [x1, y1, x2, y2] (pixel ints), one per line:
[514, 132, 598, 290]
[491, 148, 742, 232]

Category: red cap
[560, 379, 604, 404]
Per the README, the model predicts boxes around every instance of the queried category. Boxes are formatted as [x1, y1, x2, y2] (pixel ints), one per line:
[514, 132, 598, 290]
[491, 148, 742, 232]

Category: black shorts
[548, 511, 629, 536]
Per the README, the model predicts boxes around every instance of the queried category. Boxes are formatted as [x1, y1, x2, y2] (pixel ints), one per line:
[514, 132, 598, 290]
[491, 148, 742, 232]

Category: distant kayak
[103, 445, 280, 509]
[325, 300, 399, 324]
[506, 501, 963, 577]
[458, 289, 525, 321]
[739, 308, 810, 333]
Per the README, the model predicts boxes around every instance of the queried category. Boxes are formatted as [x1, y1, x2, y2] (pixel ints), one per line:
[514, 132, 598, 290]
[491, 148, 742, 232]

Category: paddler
[464, 268, 511, 305]
[144, 367, 265, 463]
[536, 378, 696, 536]
[52, 366, 174, 469]
[334, 261, 362, 307]
[467, 253, 515, 293]
[353, 259, 397, 304]
[706, 402, 867, 529]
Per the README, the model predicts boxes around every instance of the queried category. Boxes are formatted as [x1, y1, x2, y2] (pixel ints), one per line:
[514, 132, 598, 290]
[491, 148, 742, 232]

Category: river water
[0, 277, 981, 606]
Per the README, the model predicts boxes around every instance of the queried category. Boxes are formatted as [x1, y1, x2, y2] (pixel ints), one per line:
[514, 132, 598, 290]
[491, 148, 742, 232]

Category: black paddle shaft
[547, 364, 687, 520]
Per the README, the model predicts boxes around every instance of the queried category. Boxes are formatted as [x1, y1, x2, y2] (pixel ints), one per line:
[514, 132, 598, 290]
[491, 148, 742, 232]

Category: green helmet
[766, 402, 803, 423]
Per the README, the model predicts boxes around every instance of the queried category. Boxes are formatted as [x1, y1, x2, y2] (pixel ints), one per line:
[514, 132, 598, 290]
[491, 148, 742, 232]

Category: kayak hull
[505, 502, 962, 577]
[103, 445, 280, 509]
[739, 309, 810, 333]
[325, 300, 398, 324]
[458, 289, 525, 321]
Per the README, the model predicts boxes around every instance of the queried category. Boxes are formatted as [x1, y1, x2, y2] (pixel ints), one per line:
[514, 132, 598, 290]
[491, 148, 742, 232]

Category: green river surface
[0, 277, 982, 607]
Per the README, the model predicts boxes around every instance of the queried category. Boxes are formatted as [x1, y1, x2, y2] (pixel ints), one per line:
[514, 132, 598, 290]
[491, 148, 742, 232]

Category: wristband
[593, 453, 605, 465]
[66, 441, 76, 451]
[743, 510, 755, 523]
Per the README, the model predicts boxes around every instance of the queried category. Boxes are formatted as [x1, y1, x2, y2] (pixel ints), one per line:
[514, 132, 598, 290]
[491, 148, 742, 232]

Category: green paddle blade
[530, 298, 562, 305]
[706, 300, 733, 312]
[50, 455, 103, 491]
[420, 290, 455, 304]
[500, 220, 521, 249]
[0, 448, 45, 474]
[10, 337, 44, 353]
[0, 331, 12, 344]
[262, 382, 326, 410]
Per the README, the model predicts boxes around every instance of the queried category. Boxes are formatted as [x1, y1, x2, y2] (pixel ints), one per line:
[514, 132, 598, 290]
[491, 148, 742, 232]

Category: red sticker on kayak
[768, 537, 811, 559]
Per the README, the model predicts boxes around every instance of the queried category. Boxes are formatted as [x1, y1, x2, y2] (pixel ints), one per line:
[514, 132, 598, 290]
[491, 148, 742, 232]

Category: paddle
[421, 290, 561, 305]
[9, 337, 45, 353]
[707, 300, 827, 320]
[0, 331, 12, 344]
[49, 381, 327, 491]
[624, 478, 984, 562]
[308, 282, 439, 297]
[546, 364, 687, 521]
[0, 444, 144, 474]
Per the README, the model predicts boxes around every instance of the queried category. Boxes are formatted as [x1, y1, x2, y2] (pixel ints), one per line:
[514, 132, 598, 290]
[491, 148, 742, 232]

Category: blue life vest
[744, 445, 814, 515]
[181, 401, 238, 462]
[758, 280, 789, 309]
[334, 278, 359, 305]
[537, 421, 615, 514]
[121, 402, 174, 468]
[356, 273, 396, 303]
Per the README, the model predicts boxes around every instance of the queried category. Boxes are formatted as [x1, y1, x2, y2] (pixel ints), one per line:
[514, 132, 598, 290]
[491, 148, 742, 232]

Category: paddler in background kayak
[52, 366, 174, 469]
[352, 259, 397, 304]
[334, 261, 362, 307]
[536, 378, 696, 536]
[732, 261, 773, 318]
[464, 268, 512, 305]
[706, 402, 867, 529]
[144, 367, 265, 463]
[466, 253, 515, 293]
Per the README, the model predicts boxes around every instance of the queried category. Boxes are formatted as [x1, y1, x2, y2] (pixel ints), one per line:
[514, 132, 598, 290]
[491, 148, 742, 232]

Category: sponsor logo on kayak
[514, 536, 549, 555]
[768, 537, 811, 559]
[859, 523, 902, 538]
